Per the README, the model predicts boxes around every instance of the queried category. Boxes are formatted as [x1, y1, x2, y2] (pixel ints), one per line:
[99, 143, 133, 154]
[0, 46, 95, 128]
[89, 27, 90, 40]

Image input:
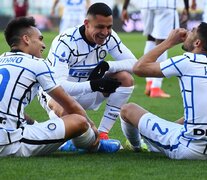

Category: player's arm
[51, 0, 59, 16]
[121, 0, 130, 23]
[48, 86, 99, 137]
[106, 31, 137, 73]
[133, 28, 187, 77]
[48, 86, 86, 117]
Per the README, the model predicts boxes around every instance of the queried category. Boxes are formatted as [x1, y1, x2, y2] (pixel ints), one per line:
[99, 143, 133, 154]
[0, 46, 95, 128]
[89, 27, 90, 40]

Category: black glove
[90, 77, 121, 93]
[88, 61, 109, 80]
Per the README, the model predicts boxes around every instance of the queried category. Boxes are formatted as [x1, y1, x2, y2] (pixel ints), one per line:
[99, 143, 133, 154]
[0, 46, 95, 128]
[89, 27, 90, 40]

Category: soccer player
[38, 3, 137, 140]
[0, 16, 120, 157]
[51, 0, 91, 34]
[121, 0, 189, 98]
[120, 22, 207, 160]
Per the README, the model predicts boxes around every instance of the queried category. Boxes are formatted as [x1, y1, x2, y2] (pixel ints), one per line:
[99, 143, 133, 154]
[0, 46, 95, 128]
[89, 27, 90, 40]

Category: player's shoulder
[107, 29, 121, 42]
[58, 27, 80, 41]
[184, 52, 207, 63]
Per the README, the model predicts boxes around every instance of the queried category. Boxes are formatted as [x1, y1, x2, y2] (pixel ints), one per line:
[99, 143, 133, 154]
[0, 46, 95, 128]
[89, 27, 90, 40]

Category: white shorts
[139, 113, 207, 160]
[38, 89, 106, 114]
[60, 13, 85, 33]
[0, 118, 65, 157]
[141, 9, 179, 39]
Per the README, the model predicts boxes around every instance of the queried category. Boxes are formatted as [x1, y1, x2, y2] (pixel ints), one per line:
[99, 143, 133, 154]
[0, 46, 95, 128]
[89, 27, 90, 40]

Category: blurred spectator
[51, 0, 90, 33]
[32, 14, 52, 31]
[13, 0, 29, 17]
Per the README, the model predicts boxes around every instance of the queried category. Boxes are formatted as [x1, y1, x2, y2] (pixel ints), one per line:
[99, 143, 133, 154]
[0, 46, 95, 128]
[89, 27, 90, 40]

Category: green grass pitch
[0, 31, 207, 180]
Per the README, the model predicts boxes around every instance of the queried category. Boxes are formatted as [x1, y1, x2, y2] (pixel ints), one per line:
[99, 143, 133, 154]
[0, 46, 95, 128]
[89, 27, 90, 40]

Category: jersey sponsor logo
[193, 128, 207, 136]
[69, 69, 91, 78]
[0, 57, 23, 64]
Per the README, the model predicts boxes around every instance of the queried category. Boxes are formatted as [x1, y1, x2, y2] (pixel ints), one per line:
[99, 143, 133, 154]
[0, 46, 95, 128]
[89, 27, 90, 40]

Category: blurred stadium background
[0, 0, 205, 32]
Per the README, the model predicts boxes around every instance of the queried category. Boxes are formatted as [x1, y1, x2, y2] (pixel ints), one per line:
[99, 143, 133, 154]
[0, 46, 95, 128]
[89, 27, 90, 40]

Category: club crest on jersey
[99, 50, 107, 59]
[47, 123, 56, 131]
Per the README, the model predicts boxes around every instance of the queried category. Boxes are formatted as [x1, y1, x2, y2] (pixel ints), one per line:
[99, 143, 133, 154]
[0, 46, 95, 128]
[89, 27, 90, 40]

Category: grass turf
[0, 31, 207, 179]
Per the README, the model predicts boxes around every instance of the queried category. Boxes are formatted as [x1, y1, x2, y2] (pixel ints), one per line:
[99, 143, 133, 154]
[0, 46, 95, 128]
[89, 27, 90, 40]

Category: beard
[182, 43, 194, 52]
[181, 44, 187, 51]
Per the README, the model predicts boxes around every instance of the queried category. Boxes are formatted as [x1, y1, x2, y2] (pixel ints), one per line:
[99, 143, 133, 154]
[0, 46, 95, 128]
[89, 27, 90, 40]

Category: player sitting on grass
[120, 22, 207, 160]
[0, 16, 120, 157]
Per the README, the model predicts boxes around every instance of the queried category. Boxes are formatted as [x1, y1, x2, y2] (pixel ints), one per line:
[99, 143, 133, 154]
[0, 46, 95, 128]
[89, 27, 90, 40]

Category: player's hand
[90, 77, 121, 93]
[166, 28, 187, 46]
[88, 61, 109, 80]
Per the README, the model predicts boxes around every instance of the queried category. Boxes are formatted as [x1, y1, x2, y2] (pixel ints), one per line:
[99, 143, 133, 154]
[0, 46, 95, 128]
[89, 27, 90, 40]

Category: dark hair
[87, 3, 112, 17]
[197, 22, 207, 51]
[4, 16, 36, 47]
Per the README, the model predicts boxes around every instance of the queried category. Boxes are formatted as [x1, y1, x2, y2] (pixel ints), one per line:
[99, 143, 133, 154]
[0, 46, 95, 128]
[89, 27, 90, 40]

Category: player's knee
[121, 103, 135, 122]
[72, 115, 89, 133]
[109, 71, 134, 87]
[63, 114, 89, 138]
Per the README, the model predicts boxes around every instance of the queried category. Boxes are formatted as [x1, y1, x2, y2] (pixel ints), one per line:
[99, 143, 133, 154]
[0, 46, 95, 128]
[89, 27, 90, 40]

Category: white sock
[120, 117, 141, 148]
[98, 86, 134, 133]
[144, 40, 156, 54]
[72, 124, 96, 150]
[151, 78, 163, 88]
[144, 41, 156, 83]
[151, 50, 168, 88]
[146, 77, 152, 82]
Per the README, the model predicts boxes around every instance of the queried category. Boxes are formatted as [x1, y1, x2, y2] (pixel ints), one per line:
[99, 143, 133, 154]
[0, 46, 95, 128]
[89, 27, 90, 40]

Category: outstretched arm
[49, 86, 86, 117]
[133, 28, 187, 77]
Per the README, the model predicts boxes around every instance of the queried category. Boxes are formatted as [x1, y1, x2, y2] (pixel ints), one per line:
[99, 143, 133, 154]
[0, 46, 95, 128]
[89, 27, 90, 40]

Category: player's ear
[84, 18, 89, 28]
[194, 39, 201, 48]
[22, 34, 30, 45]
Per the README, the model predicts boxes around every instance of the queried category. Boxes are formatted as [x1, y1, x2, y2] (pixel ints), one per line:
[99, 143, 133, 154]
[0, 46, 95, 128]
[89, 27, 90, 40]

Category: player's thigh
[17, 118, 65, 157]
[152, 9, 179, 39]
[141, 9, 154, 36]
[139, 113, 182, 154]
[75, 92, 105, 110]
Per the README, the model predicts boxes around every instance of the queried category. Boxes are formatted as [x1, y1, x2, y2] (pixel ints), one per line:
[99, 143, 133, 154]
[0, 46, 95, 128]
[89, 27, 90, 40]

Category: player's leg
[120, 103, 147, 150]
[98, 71, 134, 139]
[137, 112, 204, 159]
[16, 114, 120, 156]
[60, 114, 121, 153]
[121, 104, 184, 158]
[140, 9, 158, 96]
[144, 35, 156, 95]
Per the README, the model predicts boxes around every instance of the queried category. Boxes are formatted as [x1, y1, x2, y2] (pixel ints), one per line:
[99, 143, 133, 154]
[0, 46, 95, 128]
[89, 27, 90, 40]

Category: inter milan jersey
[141, 0, 177, 9]
[47, 25, 137, 83]
[161, 52, 207, 153]
[0, 52, 57, 129]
